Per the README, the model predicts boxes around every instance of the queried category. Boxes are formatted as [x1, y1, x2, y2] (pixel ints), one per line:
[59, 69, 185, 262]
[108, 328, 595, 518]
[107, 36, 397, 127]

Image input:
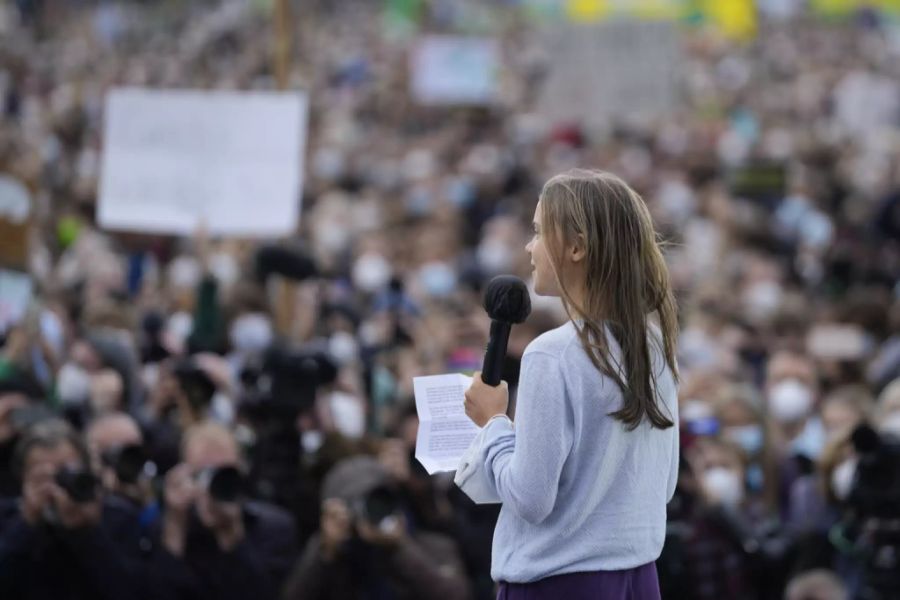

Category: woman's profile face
[526, 201, 559, 297]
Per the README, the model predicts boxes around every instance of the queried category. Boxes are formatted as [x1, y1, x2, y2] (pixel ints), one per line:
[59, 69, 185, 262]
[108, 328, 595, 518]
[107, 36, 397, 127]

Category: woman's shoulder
[523, 320, 579, 359]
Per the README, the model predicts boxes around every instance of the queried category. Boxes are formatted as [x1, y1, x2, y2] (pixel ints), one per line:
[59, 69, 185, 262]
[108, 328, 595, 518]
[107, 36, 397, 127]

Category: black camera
[101, 444, 148, 485]
[844, 424, 900, 599]
[197, 466, 244, 503]
[240, 345, 338, 416]
[172, 359, 217, 413]
[55, 467, 99, 503]
[354, 485, 403, 533]
[849, 425, 900, 518]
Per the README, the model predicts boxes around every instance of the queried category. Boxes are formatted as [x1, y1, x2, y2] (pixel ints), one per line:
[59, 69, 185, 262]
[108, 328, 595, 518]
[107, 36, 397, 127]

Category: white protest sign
[98, 88, 307, 236]
[0, 269, 32, 333]
[410, 36, 500, 105]
[537, 20, 681, 128]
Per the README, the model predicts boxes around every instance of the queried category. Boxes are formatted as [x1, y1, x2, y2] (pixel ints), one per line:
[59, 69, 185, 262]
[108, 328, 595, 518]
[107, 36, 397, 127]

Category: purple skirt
[497, 562, 661, 600]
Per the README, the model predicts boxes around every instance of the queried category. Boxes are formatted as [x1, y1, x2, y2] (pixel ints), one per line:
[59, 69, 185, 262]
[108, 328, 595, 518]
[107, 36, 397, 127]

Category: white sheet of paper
[413, 373, 479, 474]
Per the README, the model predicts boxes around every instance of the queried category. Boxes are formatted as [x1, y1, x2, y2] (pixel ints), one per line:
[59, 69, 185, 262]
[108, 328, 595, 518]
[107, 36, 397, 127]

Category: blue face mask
[419, 262, 457, 298]
[724, 425, 764, 455]
[791, 417, 826, 460]
[445, 177, 476, 208]
[745, 463, 764, 493]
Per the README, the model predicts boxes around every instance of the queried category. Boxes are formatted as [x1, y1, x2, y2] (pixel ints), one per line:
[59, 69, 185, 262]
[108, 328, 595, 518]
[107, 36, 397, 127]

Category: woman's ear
[569, 234, 586, 264]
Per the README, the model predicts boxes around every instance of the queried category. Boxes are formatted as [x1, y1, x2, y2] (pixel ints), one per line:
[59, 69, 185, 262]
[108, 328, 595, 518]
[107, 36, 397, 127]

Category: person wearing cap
[282, 455, 469, 600]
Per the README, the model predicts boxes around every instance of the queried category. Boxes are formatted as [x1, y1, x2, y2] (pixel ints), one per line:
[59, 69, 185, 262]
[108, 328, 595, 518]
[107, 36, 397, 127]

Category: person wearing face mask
[662, 437, 760, 600]
[227, 310, 274, 376]
[765, 351, 825, 516]
[714, 384, 767, 497]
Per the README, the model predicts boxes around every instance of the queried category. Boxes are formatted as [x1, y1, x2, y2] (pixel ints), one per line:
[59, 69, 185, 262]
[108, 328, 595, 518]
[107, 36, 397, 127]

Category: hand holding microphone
[464, 276, 531, 428]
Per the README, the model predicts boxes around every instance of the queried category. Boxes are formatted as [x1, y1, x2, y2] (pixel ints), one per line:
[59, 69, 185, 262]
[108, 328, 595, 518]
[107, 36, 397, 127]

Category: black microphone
[482, 275, 532, 386]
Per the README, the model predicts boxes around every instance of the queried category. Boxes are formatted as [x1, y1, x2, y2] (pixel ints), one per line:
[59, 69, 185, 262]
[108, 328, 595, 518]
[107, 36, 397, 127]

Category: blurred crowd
[1, 1, 899, 599]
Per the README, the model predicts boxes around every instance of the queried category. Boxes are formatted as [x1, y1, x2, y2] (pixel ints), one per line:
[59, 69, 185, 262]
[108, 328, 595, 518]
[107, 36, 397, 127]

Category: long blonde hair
[540, 169, 678, 430]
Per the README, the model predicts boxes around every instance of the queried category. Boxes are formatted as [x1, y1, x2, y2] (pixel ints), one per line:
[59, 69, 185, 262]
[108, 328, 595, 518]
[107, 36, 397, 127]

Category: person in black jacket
[156, 420, 298, 600]
[0, 418, 163, 600]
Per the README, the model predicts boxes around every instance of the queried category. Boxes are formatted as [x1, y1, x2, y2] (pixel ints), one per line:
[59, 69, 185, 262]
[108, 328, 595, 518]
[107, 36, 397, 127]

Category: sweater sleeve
[480, 350, 573, 525]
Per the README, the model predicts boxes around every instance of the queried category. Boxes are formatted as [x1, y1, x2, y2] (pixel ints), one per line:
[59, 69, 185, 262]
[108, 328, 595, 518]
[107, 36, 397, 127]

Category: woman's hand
[464, 372, 509, 428]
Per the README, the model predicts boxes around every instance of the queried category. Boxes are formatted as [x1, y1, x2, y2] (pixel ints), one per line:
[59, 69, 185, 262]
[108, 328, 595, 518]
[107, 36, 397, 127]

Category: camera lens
[363, 486, 401, 527]
[111, 444, 145, 484]
[205, 466, 243, 503]
[55, 467, 99, 503]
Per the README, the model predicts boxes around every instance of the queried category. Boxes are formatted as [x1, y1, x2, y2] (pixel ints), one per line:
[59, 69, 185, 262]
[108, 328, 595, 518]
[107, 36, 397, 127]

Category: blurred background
[0, 1, 899, 599]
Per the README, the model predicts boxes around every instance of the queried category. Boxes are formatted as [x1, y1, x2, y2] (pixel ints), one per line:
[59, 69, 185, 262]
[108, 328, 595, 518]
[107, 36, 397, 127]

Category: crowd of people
[0, 1, 899, 599]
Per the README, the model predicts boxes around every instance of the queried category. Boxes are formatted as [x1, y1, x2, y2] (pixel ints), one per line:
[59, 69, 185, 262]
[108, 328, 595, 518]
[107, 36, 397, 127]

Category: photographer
[0, 369, 48, 499]
[141, 355, 230, 474]
[282, 455, 469, 600]
[0, 419, 159, 600]
[86, 412, 156, 509]
[156, 421, 297, 600]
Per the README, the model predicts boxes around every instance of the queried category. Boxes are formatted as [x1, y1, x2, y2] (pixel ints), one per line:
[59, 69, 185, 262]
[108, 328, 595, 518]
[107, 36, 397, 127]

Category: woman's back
[483, 320, 679, 583]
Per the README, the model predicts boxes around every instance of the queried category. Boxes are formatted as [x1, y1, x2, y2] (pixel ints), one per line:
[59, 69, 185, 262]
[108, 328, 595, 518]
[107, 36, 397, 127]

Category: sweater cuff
[482, 414, 514, 441]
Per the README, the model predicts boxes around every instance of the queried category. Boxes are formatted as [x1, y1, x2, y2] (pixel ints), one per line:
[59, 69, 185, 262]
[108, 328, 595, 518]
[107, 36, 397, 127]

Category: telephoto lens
[55, 467, 100, 503]
[357, 485, 403, 533]
[102, 444, 147, 485]
[197, 466, 244, 503]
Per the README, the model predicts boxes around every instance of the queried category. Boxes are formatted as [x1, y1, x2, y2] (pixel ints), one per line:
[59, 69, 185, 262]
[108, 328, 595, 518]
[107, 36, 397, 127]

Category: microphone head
[483, 275, 531, 324]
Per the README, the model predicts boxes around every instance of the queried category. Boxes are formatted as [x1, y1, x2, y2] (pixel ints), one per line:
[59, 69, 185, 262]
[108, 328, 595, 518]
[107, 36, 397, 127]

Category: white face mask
[769, 379, 814, 423]
[329, 392, 366, 439]
[57, 363, 92, 405]
[831, 457, 857, 502]
[352, 253, 392, 293]
[743, 280, 783, 322]
[329, 331, 359, 366]
[167, 256, 201, 290]
[301, 430, 324, 454]
[229, 313, 273, 354]
[702, 467, 744, 508]
[209, 252, 239, 287]
[477, 239, 516, 275]
[166, 312, 194, 347]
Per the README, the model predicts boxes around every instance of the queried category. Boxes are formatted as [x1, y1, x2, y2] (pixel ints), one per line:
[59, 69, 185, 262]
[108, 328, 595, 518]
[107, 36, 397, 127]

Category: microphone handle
[482, 320, 511, 386]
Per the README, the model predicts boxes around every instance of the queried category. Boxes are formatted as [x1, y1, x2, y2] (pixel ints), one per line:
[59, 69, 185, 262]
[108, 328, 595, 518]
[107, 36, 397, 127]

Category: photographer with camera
[0, 368, 49, 499]
[87, 412, 156, 509]
[156, 421, 297, 600]
[141, 354, 231, 475]
[282, 455, 469, 600]
[0, 419, 161, 600]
